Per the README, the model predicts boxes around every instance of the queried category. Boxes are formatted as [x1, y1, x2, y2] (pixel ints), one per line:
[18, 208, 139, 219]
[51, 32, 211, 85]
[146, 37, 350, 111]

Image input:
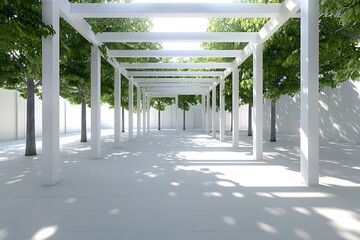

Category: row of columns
[42, 0, 319, 186]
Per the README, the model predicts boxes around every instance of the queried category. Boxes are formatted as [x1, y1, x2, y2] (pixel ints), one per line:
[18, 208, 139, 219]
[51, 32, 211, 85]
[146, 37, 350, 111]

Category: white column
[232, 67, 239, 147]
[202, 94, 206, 133]
[91, 45, 101, 159]
[300, 0, 319, 186]
[114, 68, 121, 148]
[175, 95, 179, 133]
[142, 91, 146, 134]
[212, 84, 217, 138]
[147, 96, 150, 133]
[220, 79, 225, 142]
[137, 86, 141, 137]
[206, 93, 210, 135]
[128, 79, 134, 140]
[42, 0, 60, 186]
[253, 43, 263, 159]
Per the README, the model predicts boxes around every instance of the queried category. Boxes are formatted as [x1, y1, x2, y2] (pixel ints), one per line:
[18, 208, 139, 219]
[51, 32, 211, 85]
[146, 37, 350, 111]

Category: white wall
[262, 80, 360, 144]
[1, 79, 360, 143]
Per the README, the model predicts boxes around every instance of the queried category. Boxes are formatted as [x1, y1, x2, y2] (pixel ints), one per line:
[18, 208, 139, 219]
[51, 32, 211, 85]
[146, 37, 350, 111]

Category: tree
[203, 1, 360, 142]
[150, 98, 174, 130]
[0, 1, 54, 156]
[60, 1, 161, 141]
[178, 95, 198, 130]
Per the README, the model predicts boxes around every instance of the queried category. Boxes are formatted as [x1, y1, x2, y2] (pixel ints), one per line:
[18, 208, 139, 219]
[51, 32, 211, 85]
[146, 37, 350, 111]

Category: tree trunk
[230, 111, 233, 132]
[183, 109, 186, 130]
[248, 104, 252, 136]
[25, 78, 36, 156]
[270, 100, 277, 142]
[158, 109, 161, 130]
[121, 107, 125, 133]
[80, 100, 87, 142]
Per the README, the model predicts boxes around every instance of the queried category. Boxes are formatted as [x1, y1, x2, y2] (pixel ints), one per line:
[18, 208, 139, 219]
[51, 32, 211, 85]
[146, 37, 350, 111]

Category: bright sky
[152, 18, 208, 50]
[132, 0, 234, 50]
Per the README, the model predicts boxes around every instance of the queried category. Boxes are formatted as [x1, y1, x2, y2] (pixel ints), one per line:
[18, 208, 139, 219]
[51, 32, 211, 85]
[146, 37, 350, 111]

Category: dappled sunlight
[313, 208, 360, 239]
[257, 221, 278, 234]
[31, 225, 58, 240]
[0, 129, 359, 239]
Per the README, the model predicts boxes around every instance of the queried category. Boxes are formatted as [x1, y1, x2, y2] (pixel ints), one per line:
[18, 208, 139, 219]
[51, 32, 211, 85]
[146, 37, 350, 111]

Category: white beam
[42, 0, 60, 186]
[128, 71, 224, 77]
[202, 95, 206, 133]
[128, 79, 134, 140]
[220, 80, 225, 142]
[212, 83, 217, 138]
[58, 0, 99, 45]
[142, 91, 146, 134]
[206, 93, 211, 135]
[222, 0, 300, 82]
[91, 45, 101, 159]
[114, 67, 121, 148]
[108, 50, 242, 58]
[147, 95, 150, 133]
[120, 62, 232, 69]
[133, 78, 219, 83]
[139, 83, 213, 88]
[175, 95, 179, 134]
[253, 43, 263, 159]
[71, 3, 283, 18]
[232, 67, 239, 148]
[137, 85, 141, 137]
[300, 0, 319, 186]
[97, 32, 259, 43]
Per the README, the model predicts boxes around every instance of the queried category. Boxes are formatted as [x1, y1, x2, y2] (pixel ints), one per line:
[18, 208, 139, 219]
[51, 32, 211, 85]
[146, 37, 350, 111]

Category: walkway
[0, 130, 359, 240]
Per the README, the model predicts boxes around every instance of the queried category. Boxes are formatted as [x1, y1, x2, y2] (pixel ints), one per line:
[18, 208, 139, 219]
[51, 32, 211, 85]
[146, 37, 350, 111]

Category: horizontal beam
[128, 71, 224, 77]
[139, 82, 213, 88]
[119, 62, 232, 69]
[71, 3, 283, 18]
[133, 78, 219, 83]
[96, 32, 259, 43]
[109, 50, 242, 58]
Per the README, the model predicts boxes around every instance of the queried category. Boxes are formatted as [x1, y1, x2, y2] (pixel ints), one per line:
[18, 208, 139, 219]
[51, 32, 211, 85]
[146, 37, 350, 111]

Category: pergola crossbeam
[70, 3, 283, 18]
[96, 32, 259, 43]
[119, 62, 231, 69]
[128, 71, 224, 77]
[133, 78, 219, 83]
[108, 50, 242, 58]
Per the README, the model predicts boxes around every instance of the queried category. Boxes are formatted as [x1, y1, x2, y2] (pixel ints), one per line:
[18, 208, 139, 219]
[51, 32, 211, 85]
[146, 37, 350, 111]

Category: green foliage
[0, 0, 54, 95]
[204, 1, 360, 109]
[150, 97, 174, 111]
[178, 95, 199, 111]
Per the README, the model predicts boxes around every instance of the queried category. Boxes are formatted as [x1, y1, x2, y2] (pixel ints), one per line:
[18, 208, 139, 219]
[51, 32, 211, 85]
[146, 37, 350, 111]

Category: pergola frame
[42, 0, 319, 186]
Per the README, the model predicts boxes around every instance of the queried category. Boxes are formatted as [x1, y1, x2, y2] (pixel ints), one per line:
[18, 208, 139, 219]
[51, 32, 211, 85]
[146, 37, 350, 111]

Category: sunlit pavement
[0, 129, 359, 240]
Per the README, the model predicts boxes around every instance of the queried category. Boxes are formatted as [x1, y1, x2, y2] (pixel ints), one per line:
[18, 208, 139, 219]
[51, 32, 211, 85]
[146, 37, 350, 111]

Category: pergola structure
[42, 0, 319, 186]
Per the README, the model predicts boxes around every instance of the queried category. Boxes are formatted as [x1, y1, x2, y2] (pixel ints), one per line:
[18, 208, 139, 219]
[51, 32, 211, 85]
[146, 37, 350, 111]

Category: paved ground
[0, 129, 359, 240]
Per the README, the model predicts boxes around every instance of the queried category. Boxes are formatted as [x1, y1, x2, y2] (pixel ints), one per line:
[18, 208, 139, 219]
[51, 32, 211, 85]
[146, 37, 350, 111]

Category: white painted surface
[1, 80, 360, 144]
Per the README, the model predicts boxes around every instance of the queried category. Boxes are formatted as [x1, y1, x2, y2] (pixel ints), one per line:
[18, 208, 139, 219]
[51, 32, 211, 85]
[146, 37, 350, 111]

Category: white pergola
[42, 0, 319, 186]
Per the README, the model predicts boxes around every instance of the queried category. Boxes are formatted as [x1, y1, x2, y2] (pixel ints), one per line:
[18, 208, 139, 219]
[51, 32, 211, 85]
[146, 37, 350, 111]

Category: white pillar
[232, 67, 239, 147]
[206, 93, 210, 135]
[212, 84, 217, 138]
[142, 91, 146, 134]
[300, 0, 319, 186]
[175, 95, 179, 133]
[128, 79, 134, 140]
[42, 0, 60, 186]
[114, 68, 121, 148]
[137, 86, 141, 137]
[220, 79, 225, 142]
[91, 45, 101, 159]
[147, 96, 150, 133]
[253, 43, 263, 159]
[202, 94, 206, 133]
